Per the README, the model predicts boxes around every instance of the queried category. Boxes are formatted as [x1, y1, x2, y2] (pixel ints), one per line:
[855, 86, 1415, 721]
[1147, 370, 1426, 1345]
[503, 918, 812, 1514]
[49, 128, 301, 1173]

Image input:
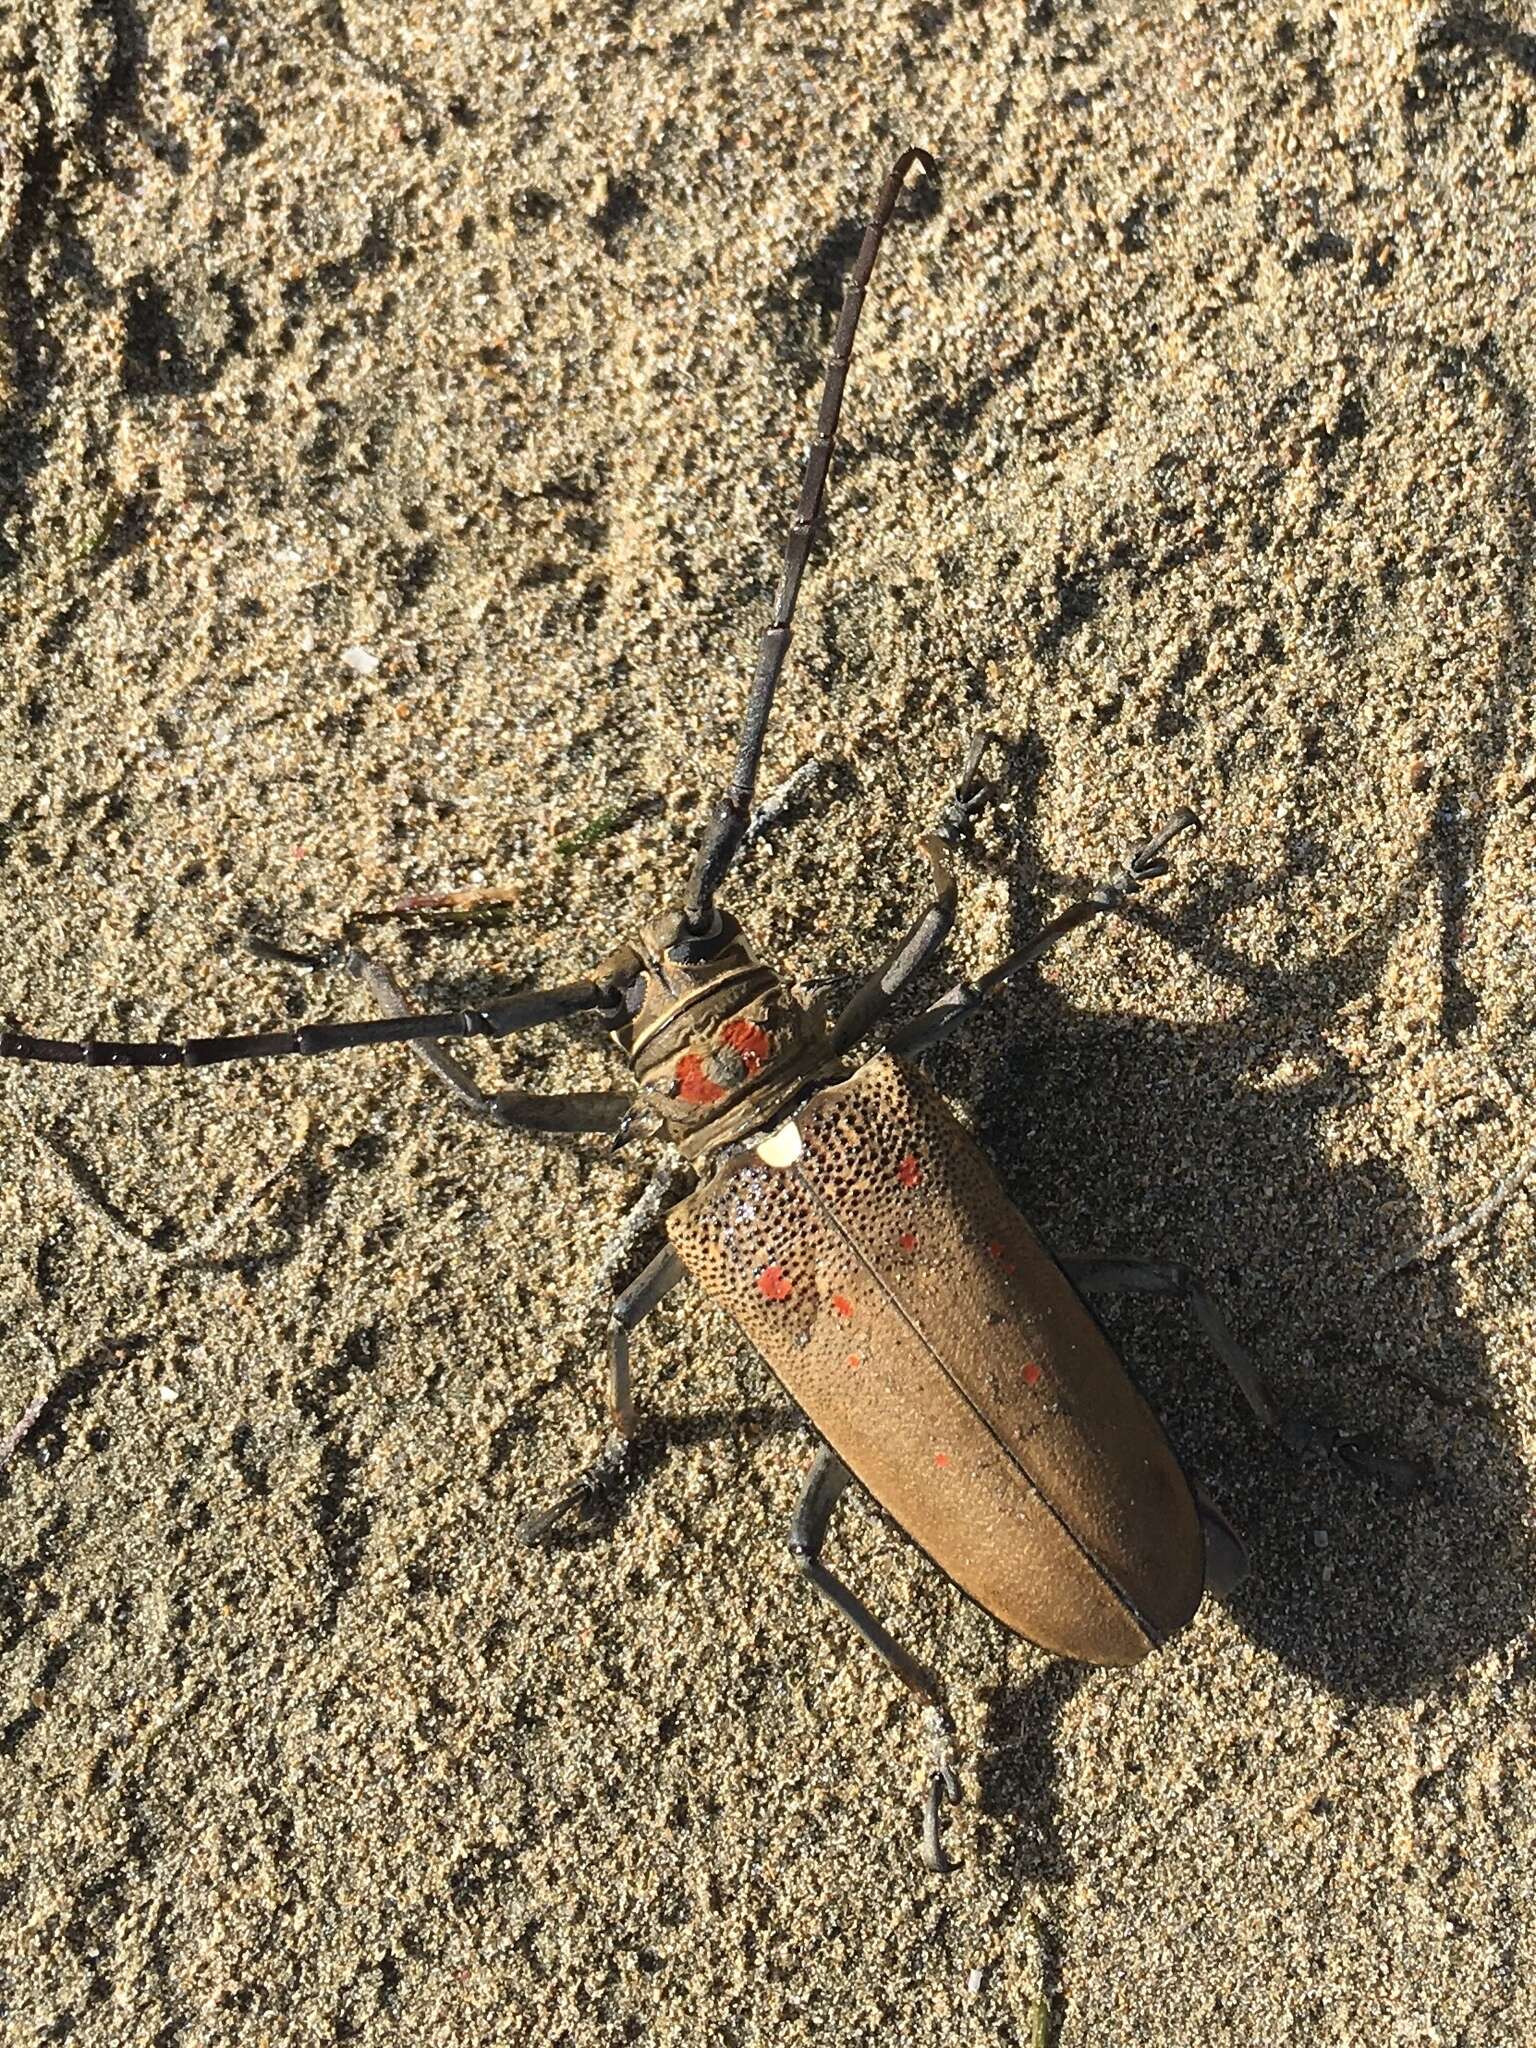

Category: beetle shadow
[972, 1662, 1089, 2018]
[975, 1662, 1086, 1881]
[920, 732, 1533, 1881]
[529, 1402, 806, 1553]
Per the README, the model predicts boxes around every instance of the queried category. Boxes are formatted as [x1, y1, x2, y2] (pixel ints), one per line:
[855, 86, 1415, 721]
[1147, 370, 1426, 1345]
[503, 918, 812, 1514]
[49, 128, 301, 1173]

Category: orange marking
[757, 1264, 792, 1302]
[844, 1352, 862, 1372]
[897, 1153, 922, 1188]
[675, 1053, 725, 1105]
[829, 1293, 854, 1320]
[1022, 1361, 1043, 1388]
[933, 1451, 950, 1469]
[719, 1017, 772, 1075]
[899, 1230, 918, 1252]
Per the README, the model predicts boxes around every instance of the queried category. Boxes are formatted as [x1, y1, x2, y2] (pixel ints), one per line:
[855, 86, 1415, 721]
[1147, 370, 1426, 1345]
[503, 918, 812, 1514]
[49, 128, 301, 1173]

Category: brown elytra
[669, 1054, 1205, 1667]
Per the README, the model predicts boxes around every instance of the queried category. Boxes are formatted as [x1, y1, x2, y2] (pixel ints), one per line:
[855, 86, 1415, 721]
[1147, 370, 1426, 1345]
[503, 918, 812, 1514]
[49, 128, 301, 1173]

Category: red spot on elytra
[897, 1153, 922, 1188]
[845, 1353, 862, 1372]
[986, 1238, 1015, 1273]
[933, 1451, 951, 1469]
[719, 1017, 772, 1075]
[899, 1230, 919, 1252]
[757, 1264, 792, 1302]
[829, 1293, 853, 1320]
[675, 1053, 725, 1105]
[1022, 1360, 1043, 1388]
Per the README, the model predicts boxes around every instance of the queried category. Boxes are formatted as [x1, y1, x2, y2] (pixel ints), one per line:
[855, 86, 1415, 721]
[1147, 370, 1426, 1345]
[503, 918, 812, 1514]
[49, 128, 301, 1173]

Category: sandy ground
[2, 2, 1534, 2042]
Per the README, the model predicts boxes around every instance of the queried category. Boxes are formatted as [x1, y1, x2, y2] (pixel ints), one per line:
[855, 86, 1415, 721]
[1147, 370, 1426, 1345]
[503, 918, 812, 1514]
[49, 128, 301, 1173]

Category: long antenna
[680, 147, 936, 939]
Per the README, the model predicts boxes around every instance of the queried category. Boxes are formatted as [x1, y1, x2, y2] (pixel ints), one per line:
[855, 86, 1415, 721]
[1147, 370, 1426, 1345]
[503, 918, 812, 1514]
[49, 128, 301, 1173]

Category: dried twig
[1381, 1124, 1536, 1276]
[1, 1336, 141, 1473]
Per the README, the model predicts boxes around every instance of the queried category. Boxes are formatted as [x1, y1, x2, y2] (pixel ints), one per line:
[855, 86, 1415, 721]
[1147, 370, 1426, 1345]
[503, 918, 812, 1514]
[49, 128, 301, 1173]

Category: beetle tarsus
[518, 1431, 632, 1545]
[920, 1704, 962, 1874]
[1090, 806, 1202, 908]
[1280, 1414, 1426, 1495]
[935, 729, 1005, 843]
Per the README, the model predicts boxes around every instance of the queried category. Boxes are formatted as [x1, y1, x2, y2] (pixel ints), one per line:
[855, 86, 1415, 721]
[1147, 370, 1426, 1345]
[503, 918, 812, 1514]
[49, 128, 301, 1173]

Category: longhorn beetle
[3, 151, 1416, 1870]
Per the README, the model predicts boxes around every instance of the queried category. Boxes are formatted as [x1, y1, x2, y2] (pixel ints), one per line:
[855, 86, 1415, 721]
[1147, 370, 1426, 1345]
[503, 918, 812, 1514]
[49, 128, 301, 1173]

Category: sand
[2, 2, 1533, 2042]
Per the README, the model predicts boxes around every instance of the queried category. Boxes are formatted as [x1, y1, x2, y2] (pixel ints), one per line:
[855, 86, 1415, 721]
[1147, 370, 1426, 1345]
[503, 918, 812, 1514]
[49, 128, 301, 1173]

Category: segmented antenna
[0, 979, 611, 1068]
[681, 148, 936, 938]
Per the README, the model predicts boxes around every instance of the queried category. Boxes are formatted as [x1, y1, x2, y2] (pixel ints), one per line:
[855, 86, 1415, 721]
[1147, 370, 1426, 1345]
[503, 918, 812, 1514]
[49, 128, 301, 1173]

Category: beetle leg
[789, 1447, 942, 1696]
[824, 732, 1003, 1057]
[247, 938, 632, 1134]
[1057, 1255, 1426, 1494]
[883, 808, 1200, 1059]
[518, 1245, 686, 1544]
[788, 1445, 962, 1871]
[934, 727, 1005, 842]
[824, 835, 961, 1055]
[1192, 1482, 1249, 1599]
[3, 928, 619, 1072]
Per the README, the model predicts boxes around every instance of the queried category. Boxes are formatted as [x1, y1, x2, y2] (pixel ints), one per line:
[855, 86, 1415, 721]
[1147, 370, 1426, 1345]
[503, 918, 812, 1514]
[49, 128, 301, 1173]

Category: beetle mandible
[3, 150, 1417, 1870]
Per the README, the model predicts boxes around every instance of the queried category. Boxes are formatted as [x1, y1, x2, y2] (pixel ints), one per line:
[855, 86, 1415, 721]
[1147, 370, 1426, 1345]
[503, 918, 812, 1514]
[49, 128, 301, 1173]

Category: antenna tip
[888, 147, 938, 187]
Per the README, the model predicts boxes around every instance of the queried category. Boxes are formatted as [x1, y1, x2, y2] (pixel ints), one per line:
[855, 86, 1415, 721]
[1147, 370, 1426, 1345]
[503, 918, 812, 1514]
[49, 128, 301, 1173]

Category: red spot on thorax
[675, 1053, 725, 1105]
[896, 1153, 922, 1188]
[829, 1293, 853, 1320]
[1022, 1360, 1043, 1388]
[719, 1017, 772, 1075]
[757, 1264, 793, 1302]
[899, 1230, 919, 1252]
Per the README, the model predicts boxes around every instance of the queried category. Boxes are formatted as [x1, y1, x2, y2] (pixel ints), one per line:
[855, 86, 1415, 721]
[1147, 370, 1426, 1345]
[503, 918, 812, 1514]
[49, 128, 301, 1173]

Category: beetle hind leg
[1058, 1254, 1426, 1494]
[789, 1445, 961, 1873]
[1193, 1482, 1248, 1600]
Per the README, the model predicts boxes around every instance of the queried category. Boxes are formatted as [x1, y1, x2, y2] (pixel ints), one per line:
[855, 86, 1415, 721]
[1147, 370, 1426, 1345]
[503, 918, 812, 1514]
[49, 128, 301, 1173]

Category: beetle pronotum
[3, 150, 1417, 1869]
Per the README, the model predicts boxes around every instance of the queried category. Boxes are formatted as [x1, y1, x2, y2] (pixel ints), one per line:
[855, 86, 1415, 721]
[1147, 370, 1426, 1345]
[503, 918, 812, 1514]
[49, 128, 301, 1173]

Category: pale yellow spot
[755, 1118, 804, 1168]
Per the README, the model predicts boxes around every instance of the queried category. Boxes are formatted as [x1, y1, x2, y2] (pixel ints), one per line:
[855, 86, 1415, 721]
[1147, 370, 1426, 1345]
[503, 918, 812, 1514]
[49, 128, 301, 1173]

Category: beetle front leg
[884, 808, 1200, 1059]
[250, 937, 632, 1135]
[1057, 1255, 1425, 1493]
[518, 1245, 686, 1543]
[824, 731, 1003, 1057]
[789, 1445, 962, 1873]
